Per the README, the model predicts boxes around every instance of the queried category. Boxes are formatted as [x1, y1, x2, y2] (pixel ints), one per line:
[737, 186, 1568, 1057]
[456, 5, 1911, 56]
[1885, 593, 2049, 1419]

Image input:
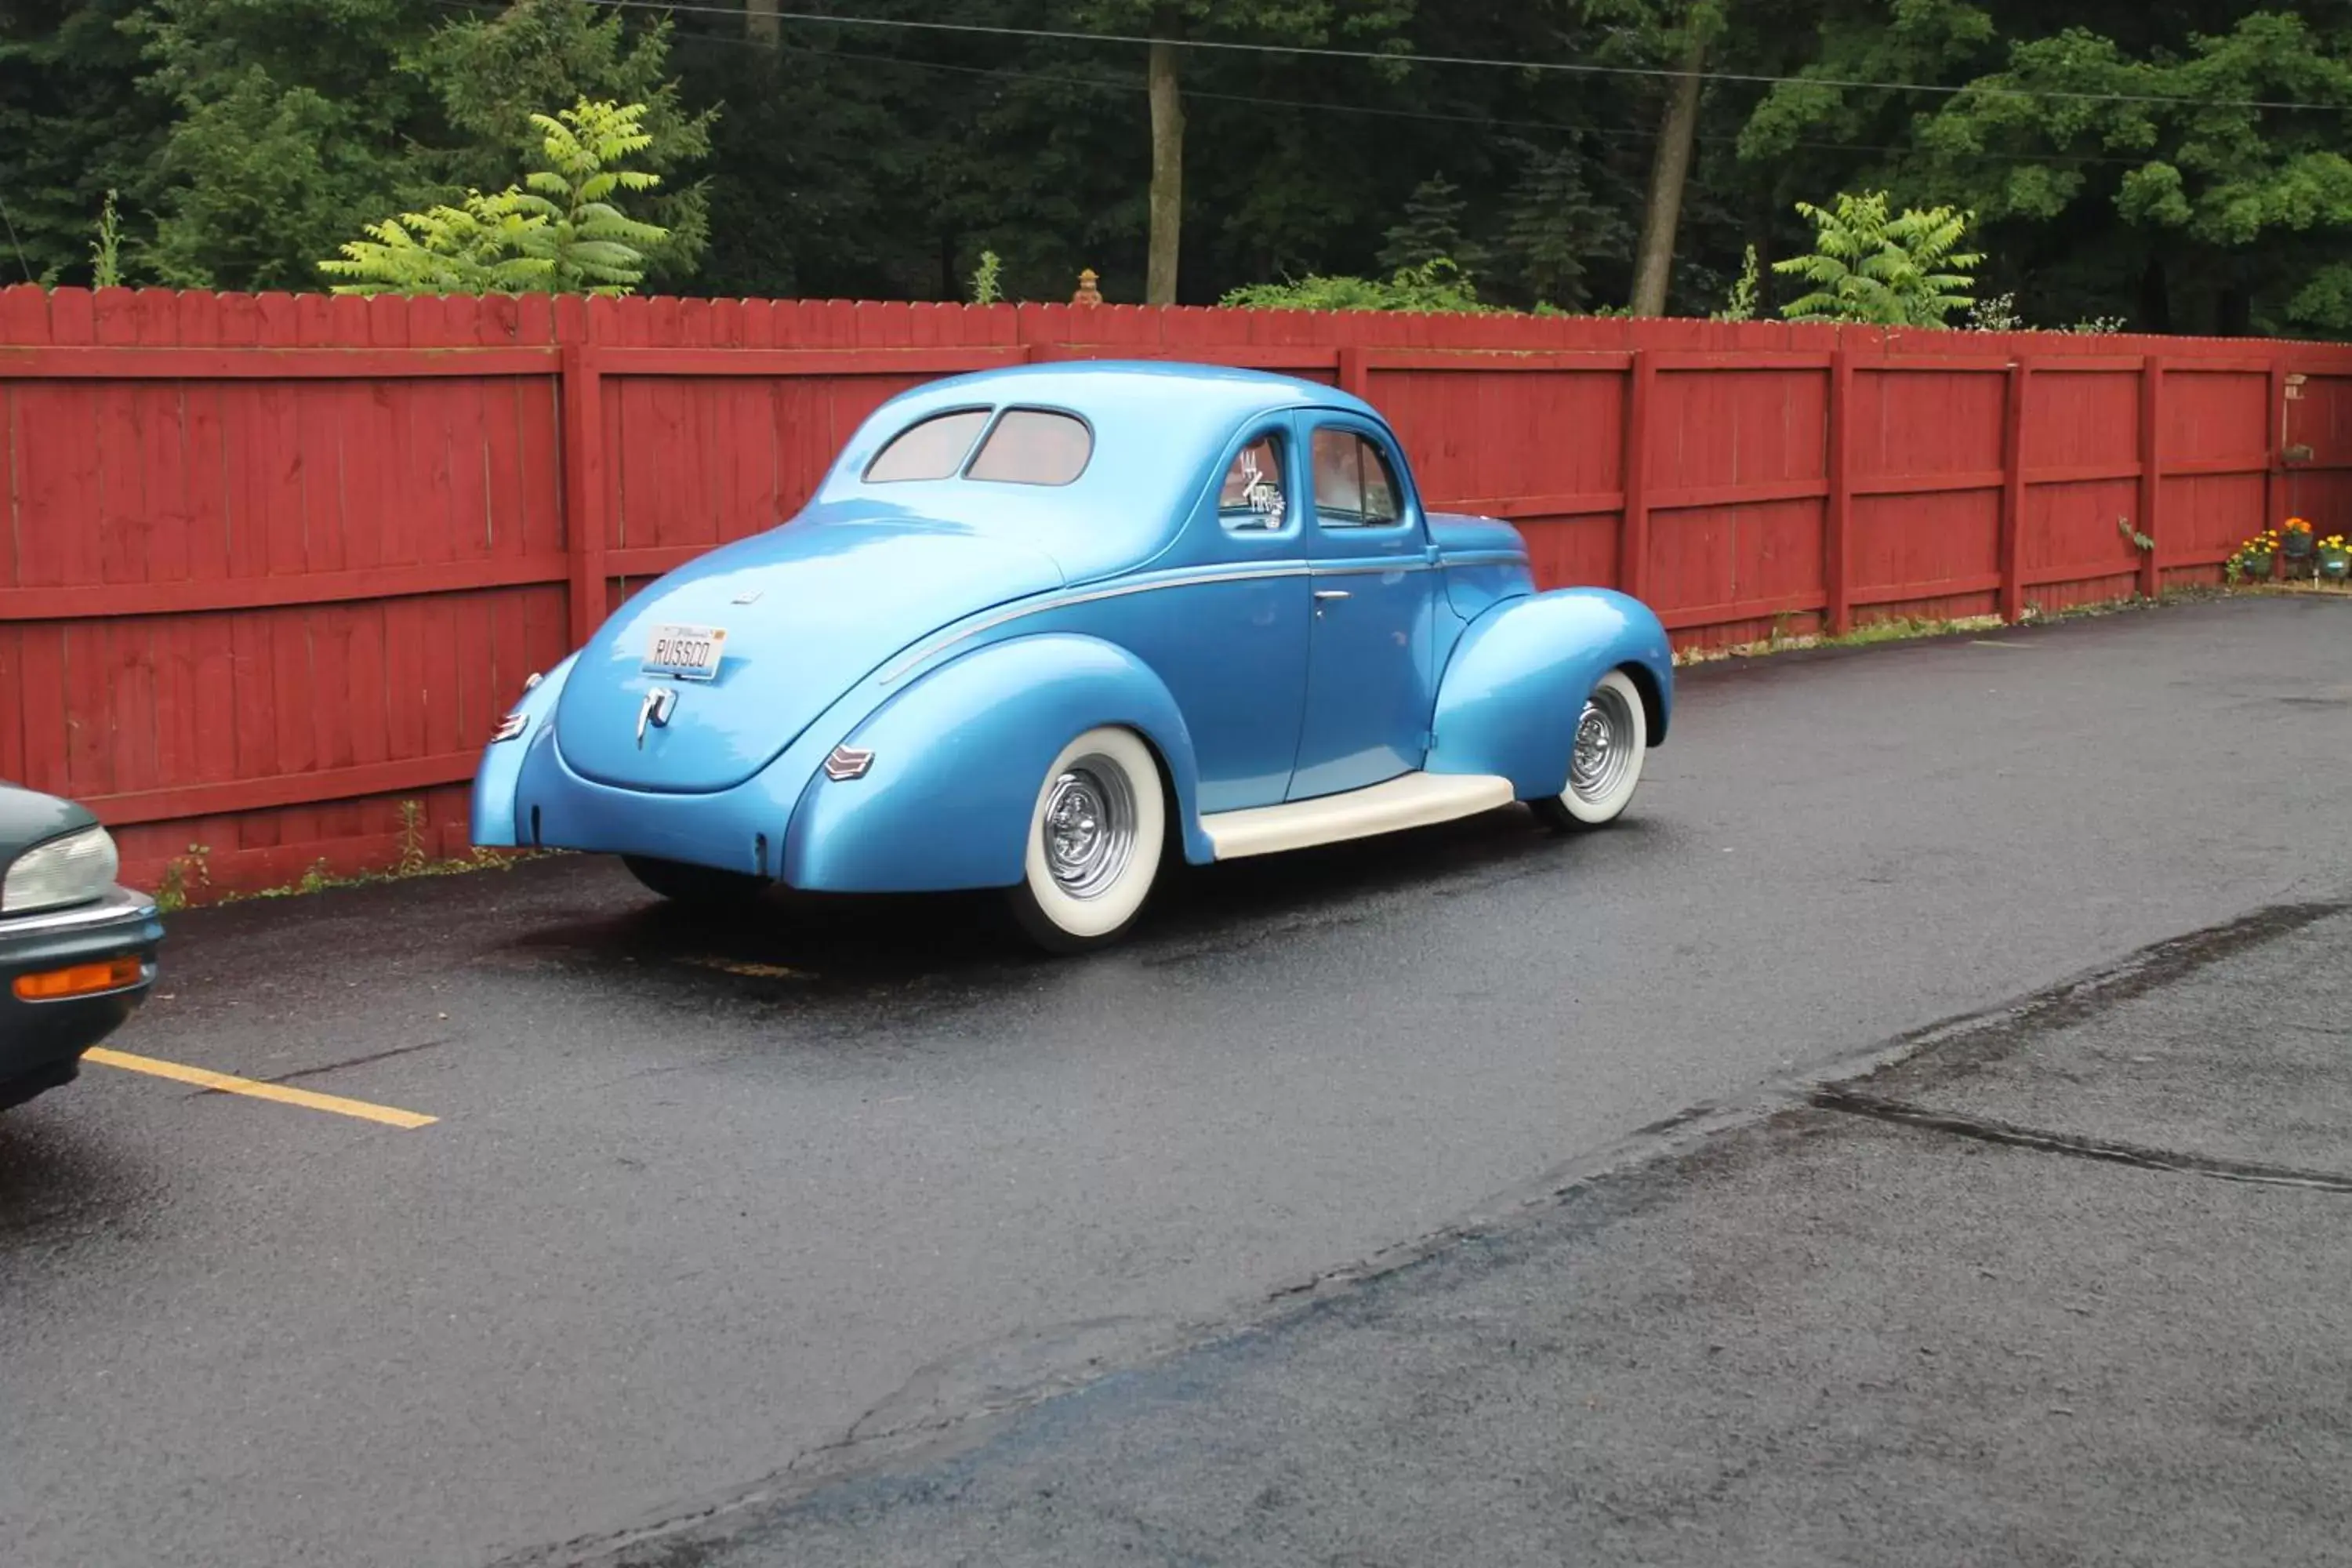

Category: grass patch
[151, 802, 553, 913]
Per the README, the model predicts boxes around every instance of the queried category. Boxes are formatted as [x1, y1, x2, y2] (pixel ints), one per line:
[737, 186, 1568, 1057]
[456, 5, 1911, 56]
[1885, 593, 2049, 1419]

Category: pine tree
[1378, 175, 1486, 278]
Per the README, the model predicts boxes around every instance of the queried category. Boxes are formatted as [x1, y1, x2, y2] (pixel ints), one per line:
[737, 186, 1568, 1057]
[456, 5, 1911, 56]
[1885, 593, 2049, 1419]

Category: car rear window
[864, 408, 990, 482]
[967, 409, 1093, 486]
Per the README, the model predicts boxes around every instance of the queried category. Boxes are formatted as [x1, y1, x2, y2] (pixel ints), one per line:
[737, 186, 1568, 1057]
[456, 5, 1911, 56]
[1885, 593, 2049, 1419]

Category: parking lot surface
[3, 596, 2348, 1568]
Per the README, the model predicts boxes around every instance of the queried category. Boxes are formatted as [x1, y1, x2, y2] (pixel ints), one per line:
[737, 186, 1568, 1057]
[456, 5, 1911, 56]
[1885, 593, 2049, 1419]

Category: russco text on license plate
[644, 624, 727, 678]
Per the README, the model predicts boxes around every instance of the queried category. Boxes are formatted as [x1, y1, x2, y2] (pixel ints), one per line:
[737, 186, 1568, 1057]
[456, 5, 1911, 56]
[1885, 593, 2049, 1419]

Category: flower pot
[2240, 553, 2277, 582]
[2320, 548, 2351, 582]
[2283, 531, 2316, 560]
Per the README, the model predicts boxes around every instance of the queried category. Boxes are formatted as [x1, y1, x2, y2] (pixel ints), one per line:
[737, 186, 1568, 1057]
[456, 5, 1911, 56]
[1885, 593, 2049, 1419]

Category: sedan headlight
[2, 826, 121, 915]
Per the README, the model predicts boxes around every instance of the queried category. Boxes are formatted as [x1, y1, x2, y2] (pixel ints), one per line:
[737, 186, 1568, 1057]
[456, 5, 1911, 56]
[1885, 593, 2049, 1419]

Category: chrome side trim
[0, 886, 158, 938]
[1438, 550, 1530, 568]
[1303, 559, 1435, 577]
[878, 562, 1312, 684]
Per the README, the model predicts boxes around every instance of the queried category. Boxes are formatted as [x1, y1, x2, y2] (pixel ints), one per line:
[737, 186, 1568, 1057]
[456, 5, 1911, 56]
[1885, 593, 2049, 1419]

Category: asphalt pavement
[670, 901, 2352, 1568]
[2, 595, 2348, 1568]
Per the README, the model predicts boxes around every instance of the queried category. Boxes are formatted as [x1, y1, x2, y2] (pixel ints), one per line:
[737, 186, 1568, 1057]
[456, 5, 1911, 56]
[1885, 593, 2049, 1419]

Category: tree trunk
[746, 0, 779, 47]
[1146, 38, 1184, 307]
[1628, 29, 1708, 318]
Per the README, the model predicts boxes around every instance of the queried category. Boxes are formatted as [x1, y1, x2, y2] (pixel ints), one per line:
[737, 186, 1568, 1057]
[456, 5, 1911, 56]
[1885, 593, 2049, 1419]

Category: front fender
[783, 634, 1207, 894]
[1428, 589, 1672, 799]
[470, 654, 578, 847]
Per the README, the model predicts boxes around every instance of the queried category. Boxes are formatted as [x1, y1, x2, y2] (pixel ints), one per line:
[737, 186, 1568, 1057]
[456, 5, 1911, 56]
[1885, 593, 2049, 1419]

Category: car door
[1132, 421, 1314, 814]
[1288, 417, 1438, 800]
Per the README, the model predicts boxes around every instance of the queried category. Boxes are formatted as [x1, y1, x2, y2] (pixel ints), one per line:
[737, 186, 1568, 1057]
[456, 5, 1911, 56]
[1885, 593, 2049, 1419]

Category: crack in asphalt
[1809, 1087, 2352, 1194]
[249, 1036, 453, 1086]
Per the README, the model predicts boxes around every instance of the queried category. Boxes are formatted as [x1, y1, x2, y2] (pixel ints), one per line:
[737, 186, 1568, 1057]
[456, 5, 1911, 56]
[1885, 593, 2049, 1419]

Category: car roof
[808, 361, 1389, 582]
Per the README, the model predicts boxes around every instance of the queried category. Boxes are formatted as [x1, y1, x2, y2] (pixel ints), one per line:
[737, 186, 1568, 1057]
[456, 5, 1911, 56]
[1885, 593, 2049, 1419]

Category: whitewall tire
[1531, 669, 1648, 832]
[1004, 727, 1167, 952]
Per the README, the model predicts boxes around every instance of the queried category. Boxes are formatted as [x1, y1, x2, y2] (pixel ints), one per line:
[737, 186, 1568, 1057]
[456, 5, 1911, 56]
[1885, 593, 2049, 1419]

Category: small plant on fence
[2116, 515, 2154, 553]
[90, 190, 123, 289]
[968, 249, 1004, 306]
[319, 99, 670, 297]
[2225, 530, 2280, 583]
[1711, 245, 1761, 323]
[1967, 291, 2025, 332]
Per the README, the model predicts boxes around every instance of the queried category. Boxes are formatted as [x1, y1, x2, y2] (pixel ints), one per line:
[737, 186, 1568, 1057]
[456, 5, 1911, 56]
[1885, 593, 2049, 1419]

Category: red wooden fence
[5, 284, 2350, 897]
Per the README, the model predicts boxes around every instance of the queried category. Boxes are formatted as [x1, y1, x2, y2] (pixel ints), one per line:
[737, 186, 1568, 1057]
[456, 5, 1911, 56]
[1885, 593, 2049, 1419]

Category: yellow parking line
[85, 1047, 437, 1130]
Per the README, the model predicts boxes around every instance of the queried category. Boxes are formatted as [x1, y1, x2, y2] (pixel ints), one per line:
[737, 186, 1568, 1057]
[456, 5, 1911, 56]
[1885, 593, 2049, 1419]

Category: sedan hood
[0, 783, 96, 856]
[555, 510, 1064, 793]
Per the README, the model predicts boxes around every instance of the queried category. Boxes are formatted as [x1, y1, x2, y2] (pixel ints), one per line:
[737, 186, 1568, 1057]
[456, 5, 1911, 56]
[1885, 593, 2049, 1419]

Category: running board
[1200, 772, 1517, 861]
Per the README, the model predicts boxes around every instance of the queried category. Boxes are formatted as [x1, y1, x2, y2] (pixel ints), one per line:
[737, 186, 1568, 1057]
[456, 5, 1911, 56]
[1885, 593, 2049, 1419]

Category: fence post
[1998, 357, 2031, 623]
[1337, 344, 1370, 400]
[1620, 350, 1653, 600]
[2266, 357, 2288, 535]
[1825, 350, 1854, 636]
[561, 343, 608, 646]
[2137, 356, 2164, 601]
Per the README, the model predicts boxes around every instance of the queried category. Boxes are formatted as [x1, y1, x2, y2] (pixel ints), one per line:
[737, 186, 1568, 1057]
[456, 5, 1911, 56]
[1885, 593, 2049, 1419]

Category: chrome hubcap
[1043, 758, 1135, 898]
[1569, 687, 1635, 804]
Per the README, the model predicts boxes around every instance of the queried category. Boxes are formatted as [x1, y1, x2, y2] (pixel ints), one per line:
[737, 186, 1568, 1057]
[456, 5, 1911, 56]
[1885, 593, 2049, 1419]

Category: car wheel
[1530, 669, 1648, 832]
[622, 854, 771, 906]
[1004, 727, 1167, 953]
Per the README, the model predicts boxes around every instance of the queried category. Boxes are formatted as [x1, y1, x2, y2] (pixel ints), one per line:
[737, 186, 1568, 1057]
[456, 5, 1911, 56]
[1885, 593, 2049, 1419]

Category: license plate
[642, 623, 727, 681]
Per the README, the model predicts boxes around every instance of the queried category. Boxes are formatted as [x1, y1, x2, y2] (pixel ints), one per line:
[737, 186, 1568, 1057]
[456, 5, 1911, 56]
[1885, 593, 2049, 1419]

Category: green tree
[137, 0, 707, 292]
[411, 0, 715, 281]
[1066, 1, 1416, 303]
[1773, 191, 1981, 326]
[1377, 174, 1488, 277]
[319, 100, 670, 296]
[1498, 142, 1630, 310]
[138, 0, 434, 289]
[1909, 13, 2352, 335]
[0, 0, 165, 286]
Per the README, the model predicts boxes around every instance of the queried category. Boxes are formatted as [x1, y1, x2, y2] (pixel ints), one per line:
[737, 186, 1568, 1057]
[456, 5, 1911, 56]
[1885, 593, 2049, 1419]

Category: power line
[520, 3, 2147, 170]
[590, 0, 2352, 114]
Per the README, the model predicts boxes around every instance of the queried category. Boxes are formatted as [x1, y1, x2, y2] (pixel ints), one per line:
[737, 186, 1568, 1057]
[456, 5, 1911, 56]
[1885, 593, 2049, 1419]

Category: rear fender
[784, 634, 1207, 893]
[470, 655, 577, 847]
[1428, 589, 1672, 799]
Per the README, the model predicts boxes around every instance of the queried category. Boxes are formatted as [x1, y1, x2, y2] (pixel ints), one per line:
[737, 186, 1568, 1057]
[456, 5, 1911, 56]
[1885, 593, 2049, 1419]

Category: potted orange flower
[2282, 516, 2316, 564]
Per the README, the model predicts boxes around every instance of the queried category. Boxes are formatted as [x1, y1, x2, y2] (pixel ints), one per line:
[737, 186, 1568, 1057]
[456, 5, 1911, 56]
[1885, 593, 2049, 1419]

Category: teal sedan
[0, 786, 162, 1109]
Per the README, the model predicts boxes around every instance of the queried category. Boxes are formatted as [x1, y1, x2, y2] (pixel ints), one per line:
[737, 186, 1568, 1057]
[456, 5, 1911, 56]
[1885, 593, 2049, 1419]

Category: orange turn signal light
[13, 955, 144, 1001]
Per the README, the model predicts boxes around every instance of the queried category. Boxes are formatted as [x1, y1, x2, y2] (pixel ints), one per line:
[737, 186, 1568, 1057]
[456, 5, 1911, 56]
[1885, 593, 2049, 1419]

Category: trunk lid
[555, 512, 1063, 793]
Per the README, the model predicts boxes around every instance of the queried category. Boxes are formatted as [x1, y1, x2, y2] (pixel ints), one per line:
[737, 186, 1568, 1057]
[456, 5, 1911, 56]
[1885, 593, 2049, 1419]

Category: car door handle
[1312, 589, 1352, 601]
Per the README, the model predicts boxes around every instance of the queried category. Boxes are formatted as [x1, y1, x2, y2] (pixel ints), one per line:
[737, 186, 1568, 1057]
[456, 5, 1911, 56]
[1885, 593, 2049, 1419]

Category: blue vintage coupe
[473, 361, 1672, 950]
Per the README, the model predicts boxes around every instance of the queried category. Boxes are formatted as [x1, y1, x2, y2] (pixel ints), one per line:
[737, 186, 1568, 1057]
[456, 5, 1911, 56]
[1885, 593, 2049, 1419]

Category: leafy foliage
[7, 0, 2352, 333]
[318, 100, 670, 296]
[1773, 191, 1983, 327]
[1221, 257, 1500, 314]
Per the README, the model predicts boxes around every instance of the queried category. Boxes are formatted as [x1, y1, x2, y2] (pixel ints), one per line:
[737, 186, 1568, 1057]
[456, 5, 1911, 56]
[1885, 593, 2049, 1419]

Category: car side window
[1311, 429, 1403, 528]
[1217, 431, 1289, 532]
[864, 408, 990, 483]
